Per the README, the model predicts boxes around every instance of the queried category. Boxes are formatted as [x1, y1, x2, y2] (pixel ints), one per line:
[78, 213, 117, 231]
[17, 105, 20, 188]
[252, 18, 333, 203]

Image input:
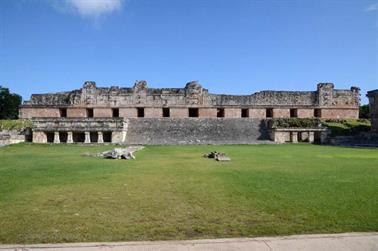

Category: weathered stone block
[67, 108, 87, 118]
[94, 108, 112, 118]
[119, 108, 137, 118]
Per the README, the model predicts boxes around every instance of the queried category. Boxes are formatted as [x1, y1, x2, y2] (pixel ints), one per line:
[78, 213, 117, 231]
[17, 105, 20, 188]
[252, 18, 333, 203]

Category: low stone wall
[124, 118, 270, 145]
[0, 129, 31, 146]
[269, 128, 327, 143]
[324, 132, 378, 147]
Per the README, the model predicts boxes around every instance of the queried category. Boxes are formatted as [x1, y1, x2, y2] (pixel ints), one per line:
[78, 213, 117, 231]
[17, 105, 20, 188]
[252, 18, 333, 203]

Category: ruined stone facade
[20, 81, 360, 144]
[367, 90, 378, 132]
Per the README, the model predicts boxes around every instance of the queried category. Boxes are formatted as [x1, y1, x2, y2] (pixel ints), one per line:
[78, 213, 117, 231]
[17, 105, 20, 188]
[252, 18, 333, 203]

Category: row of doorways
[46, 132, 112, 143]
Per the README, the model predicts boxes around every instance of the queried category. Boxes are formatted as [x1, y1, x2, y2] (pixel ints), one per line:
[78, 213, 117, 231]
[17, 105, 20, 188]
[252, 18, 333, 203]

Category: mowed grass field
[0, 143, 377, 244]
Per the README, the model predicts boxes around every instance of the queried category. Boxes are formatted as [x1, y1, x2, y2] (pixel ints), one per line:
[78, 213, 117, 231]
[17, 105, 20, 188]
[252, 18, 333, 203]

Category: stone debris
[204, 151, 231, 161]
[85, 146, 144, 160]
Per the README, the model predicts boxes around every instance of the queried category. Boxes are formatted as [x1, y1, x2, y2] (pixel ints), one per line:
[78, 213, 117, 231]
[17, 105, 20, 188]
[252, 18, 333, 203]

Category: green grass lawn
[0, 143, 377, 244]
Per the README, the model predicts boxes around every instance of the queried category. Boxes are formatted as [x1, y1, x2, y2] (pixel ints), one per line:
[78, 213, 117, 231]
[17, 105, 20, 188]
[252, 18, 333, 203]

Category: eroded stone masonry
[19, 81, 360, 144]
[367, 89, 378, 132]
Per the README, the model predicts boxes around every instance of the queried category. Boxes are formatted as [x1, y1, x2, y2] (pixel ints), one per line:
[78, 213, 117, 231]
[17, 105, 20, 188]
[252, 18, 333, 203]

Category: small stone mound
[204, 151, 231, 161]
[85, 146, 144, 160]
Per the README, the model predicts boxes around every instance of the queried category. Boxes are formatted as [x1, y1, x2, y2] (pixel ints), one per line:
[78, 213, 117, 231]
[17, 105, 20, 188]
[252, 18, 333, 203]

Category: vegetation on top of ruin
[269, 118, 371, 136]
[322, 119, 371, 136]
[0, 119, 32, 131]
[269, 118, 322, 129]
[0, 144, 377, 243]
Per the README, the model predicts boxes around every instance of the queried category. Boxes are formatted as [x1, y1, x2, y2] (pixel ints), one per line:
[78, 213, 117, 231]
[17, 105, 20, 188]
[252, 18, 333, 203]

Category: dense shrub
[0, 119, 32, 131]
[269, 118, 322, 129]
[269, 118, 371, 136]
[321, 119, 371, 136]
[359, 105, 370, 119]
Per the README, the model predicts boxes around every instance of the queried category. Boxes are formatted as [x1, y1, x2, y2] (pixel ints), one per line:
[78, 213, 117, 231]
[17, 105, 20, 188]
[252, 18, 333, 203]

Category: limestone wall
[124, 118, 270, 145]
[20, 81, 360, 120]
[0, 129, 31, 145]
[19, 108, 60, 119]
[32, 118, 125, 132]
[320, 108, 359, 119]
[94, 108, 112, 117]
[67, 108, 87, 118]
[367, 90, 378, 131]
[297, 109, 314, 118]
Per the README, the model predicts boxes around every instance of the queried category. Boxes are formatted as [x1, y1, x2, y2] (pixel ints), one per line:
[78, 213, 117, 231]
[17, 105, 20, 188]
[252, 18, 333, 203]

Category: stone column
[291, 132, 298, 143]
[53, 132, 60, 144]
[32, 131, 47, 143]
[67, 132, 73, 144]
[308, 131, 315, 143]
[98, 132, 104, 144]
[84, 131, 91, 144]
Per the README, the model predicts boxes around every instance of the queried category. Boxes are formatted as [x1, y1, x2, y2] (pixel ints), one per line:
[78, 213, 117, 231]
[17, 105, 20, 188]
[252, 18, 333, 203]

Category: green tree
[0, 86, 22, 119]
[359, 104, 370, 119]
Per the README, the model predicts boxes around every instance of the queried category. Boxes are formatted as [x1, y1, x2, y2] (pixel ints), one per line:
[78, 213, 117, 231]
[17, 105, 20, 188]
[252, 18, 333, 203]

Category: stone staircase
[125, 118, 272, 145]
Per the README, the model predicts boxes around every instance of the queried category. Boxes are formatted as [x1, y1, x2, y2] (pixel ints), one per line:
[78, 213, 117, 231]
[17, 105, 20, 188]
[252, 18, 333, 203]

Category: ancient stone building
[367, 89, 378, 132]
[19, 81, 360, 144]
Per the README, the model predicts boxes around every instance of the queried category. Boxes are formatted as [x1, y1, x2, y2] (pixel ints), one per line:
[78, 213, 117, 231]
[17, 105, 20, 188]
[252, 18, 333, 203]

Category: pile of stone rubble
[204, 151, 231, 161]
[85, 146, 144, 160]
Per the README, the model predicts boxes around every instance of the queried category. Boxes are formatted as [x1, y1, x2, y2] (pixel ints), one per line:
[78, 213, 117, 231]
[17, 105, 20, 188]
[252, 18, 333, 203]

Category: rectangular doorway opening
[90, 132, 98, 143]
[290, 109, 298, 118]
[46, 132, 54, 143]
[217, 108, 225, 118]
[266, 108, 273, 118]
[87, 108, 94, 118]
[103, 132, 112, 143]
[59, 108, 67, 118]
[59, 132, 67, 143]
[137, 108, 144, 117]
[189, 108, 199, 117]
[112, 108, 119, 118]
[73, 132, 85, 143]
[241, 109, 249, 118]
[314, 108, 322, 118]
[162, 108, 170, 117]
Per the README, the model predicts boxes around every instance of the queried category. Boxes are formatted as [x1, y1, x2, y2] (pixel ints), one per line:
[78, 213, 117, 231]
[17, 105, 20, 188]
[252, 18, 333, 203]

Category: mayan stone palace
[19, 81, 360, 145]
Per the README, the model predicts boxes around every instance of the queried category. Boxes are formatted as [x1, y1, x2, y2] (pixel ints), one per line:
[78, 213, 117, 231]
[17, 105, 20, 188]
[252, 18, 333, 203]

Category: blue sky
[0, 0, 377, 104]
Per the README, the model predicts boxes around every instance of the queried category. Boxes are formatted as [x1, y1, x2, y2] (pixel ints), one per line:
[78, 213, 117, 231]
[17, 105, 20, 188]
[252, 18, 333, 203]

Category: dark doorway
[217, 108, 225, 118]
[189, 108, 199, 117]
[290, 109, 298, 118]
[103, 132, 112, 143]
[59, 132, 68, 143]
[59, 108, 67, 118]
[112, 108, 119, 118]
[162, 108, 170, 117]
[314, 108, 322, 118]
[137, 108, 144, 117]
[46, 132, 54, 143]
[266, 108, 273, 118]
[241, 109, 249, 118]
[73, 132, 85, 143]
[87, 108, 94, 118]
[314, 131, 322, 143]
[90, 132, 98, 143]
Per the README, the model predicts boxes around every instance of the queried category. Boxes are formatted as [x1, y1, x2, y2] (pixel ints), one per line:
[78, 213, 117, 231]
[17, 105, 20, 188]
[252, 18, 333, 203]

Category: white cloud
[365, 3, 377, 12]
[49, 0, 124, 17]
[66, 0, 123, 17]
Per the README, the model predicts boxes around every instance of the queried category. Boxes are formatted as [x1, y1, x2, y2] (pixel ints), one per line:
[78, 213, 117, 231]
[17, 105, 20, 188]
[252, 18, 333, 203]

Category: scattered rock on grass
[204, 151, 231, 161]
[85, 146, 144, 160]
